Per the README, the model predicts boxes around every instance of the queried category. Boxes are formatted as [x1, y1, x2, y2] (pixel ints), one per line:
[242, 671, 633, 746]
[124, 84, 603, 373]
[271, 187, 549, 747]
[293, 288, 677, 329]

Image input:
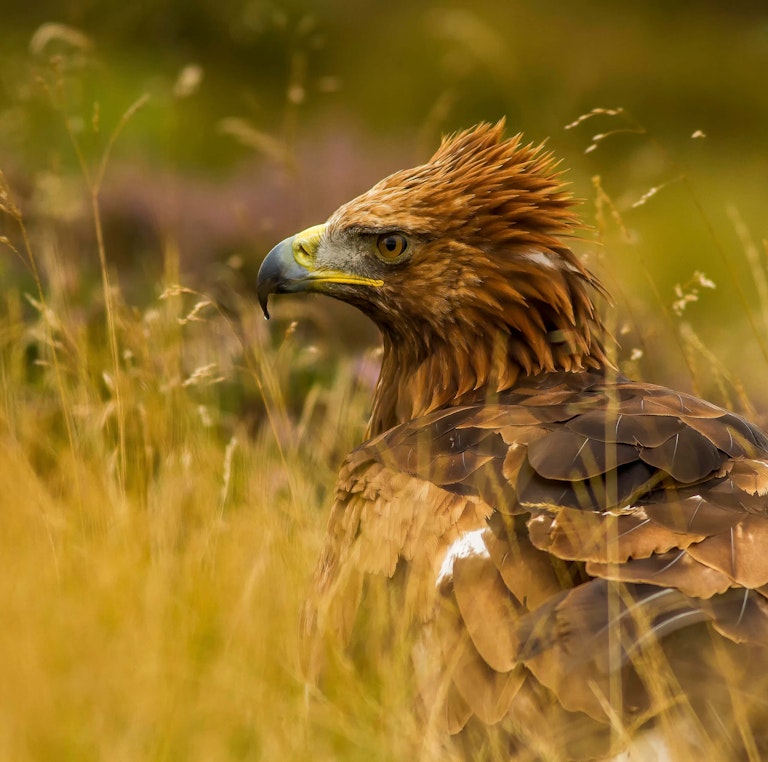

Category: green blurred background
[2, 0, 768, 406]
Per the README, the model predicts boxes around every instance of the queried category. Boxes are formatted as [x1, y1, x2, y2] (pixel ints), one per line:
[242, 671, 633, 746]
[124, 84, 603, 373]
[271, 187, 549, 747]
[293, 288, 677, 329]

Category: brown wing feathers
[257, 124, 768, 758]
[308, 368, 768, 754]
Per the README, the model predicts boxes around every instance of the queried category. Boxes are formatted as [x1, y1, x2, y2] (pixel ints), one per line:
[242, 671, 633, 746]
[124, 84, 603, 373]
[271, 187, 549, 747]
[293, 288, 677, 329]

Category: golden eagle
[257, 122, 768, 760]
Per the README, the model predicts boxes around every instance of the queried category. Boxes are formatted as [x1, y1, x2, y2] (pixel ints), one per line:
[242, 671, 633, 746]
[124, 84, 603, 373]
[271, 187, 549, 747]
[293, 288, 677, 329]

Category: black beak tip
[256, 234, 302, 321]
[258, 290, 271, 320]
[256, 252, 283, 320]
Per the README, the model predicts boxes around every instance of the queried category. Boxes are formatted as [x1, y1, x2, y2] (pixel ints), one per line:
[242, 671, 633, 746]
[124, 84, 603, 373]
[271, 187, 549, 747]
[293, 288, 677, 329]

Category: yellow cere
[291, 224, 327, 268]
[292, 222, 384, 287]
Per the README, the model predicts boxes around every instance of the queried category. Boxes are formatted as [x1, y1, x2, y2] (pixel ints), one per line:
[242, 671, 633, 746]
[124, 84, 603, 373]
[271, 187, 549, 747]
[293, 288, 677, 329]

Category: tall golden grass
[0, 99, 374, 757]
[0, 215, 383, 759]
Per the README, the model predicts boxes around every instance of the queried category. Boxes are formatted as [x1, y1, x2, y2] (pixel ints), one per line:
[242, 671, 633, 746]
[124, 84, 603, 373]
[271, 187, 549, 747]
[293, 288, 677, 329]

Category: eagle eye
[376, 233, 408, 261]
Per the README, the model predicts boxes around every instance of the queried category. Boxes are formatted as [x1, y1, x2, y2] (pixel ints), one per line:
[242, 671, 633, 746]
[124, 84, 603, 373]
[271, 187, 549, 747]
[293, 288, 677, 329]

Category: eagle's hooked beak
[256, 223, 383, 319]
[257, 224, 323, 319]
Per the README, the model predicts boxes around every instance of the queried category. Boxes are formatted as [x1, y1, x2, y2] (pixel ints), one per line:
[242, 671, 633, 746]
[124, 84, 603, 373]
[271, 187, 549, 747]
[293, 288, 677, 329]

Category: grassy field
[3, 152, 768, 762]
[2, 18, 768, 761]
[0, 224, 379, 759]
[0, 105, 373, 755]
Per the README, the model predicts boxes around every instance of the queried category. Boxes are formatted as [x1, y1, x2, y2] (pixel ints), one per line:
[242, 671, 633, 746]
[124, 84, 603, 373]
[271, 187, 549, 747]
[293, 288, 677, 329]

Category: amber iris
[376, 233, 408, 259]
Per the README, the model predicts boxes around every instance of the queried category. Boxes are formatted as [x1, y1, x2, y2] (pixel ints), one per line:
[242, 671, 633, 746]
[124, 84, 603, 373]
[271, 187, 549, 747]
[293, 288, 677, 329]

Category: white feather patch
[519, 248, 582, 274]
[520, 249, 559, 269]
[436, 529, 490, 586]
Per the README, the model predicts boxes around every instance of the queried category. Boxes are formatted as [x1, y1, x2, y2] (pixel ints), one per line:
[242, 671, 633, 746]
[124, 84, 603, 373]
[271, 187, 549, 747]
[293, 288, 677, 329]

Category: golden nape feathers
[256, 122, 768, 760]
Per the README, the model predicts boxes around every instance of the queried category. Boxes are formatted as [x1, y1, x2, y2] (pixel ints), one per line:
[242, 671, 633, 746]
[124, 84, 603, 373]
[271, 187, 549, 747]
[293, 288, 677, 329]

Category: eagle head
[257, 121, 610, 434]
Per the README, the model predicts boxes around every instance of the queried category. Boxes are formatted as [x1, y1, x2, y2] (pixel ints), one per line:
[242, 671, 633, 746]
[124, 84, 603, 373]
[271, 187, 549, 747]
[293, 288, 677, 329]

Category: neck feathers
[367, 262, 610, 437]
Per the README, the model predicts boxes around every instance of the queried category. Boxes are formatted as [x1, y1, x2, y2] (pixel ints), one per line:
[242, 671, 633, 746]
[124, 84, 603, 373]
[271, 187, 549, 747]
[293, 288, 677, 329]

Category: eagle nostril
[297, 242, 314, 262]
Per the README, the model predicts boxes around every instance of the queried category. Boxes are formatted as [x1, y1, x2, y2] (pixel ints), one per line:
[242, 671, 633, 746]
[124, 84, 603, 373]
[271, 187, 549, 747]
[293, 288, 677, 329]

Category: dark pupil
[385, 237, 398, 252]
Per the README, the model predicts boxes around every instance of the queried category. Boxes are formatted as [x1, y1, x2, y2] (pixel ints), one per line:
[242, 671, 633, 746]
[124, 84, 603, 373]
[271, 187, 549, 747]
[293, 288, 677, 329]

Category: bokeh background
[3, 0, 768, 404]
[1, 3, 768, 760]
